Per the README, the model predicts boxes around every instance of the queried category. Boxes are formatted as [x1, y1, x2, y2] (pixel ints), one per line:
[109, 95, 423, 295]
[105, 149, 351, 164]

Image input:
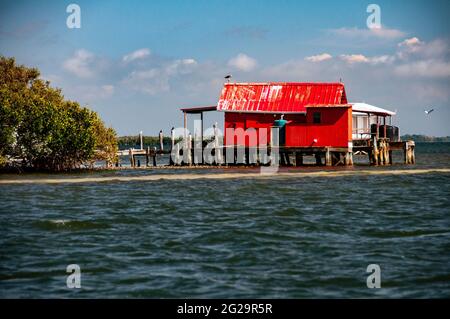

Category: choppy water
[0, 143, 449, 298]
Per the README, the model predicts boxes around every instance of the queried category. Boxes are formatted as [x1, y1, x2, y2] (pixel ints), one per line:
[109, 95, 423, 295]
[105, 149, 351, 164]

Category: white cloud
[122, 48, 151, 63]
[166, 58, 198, 75]
[394, 60, 450, 78]
[228, 53, 257, 71]
[412, 84, 450, 101]
[397, 37, 424, 58]
[340, 54, 395, 65]
[336, 37, 449, 78]
[261, 59, 326, 81]
[330, 26, 406, 39]
[340, 54, 370, 64]
[397, 38, 449, 59]
[422, 39, 449, 57]
[367, 55, 395, 64]
[122, 57, 198, 95]
[122, 68, 169, 95]
[100, 84, 114, 97]
[305, 53, 332, 62]
[67, 84, 115, 104]
[398, 37, 422, 48]
[63, 49, 96, 78]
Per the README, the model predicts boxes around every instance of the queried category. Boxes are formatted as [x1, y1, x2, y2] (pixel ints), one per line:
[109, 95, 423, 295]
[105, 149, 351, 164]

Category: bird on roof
[224, 74, 232, 82]
[424, 108, 434, 115]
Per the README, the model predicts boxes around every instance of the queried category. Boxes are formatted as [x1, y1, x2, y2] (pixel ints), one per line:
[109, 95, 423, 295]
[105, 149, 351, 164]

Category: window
[313, 112, 321, 124]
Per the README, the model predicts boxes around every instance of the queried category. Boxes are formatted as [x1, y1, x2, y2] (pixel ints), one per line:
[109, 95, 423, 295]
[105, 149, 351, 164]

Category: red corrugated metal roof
[217, 82, 348, 113]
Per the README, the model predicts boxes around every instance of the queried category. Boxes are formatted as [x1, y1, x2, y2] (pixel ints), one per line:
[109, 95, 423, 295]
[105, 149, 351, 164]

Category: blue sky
[1, 0, 450, 135]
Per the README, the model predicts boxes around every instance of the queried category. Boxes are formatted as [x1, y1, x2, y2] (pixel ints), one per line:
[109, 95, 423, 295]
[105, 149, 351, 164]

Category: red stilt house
[217, 82, 352, 148]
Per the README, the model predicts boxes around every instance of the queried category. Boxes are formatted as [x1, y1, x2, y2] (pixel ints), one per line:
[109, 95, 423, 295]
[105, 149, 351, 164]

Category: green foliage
[117, 136, 174, 150]
[91, 112, 118, 164]
[0, 56, 118, 171]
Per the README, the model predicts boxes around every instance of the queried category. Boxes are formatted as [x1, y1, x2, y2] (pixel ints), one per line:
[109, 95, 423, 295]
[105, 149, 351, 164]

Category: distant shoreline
[400, 135, 450, 143]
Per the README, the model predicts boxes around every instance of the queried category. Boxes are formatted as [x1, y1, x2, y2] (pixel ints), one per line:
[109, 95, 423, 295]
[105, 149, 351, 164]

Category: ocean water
[0, 143, 449, 298]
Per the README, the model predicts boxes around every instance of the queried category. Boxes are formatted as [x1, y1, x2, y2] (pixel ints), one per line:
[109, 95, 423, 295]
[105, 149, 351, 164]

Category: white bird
[424, 108, 434, 115]
[224, 74, 232, 82]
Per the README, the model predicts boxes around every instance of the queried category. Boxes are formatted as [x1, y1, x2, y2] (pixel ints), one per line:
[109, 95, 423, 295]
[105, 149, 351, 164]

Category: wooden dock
[353, 139, 415, 165]
[116, 147, 170, 167]
[116, 139, 415, 168]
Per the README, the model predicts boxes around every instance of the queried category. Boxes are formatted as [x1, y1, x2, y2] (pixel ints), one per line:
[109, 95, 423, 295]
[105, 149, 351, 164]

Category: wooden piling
[129, 148, 134, 168]
[315, 153, 322, 166]
[372, 138, 379, 166]
[411, 143, 415, 164]
[187, 133, 192, 165]
[384, 140, 390, 165]
[379, 140, 385, 165]
[295, 152, 303, 166]
[139, 131, 143, 150]
[404, 141, 415, 164]
[325, 148, 332, 166]
[345, 151, 353, 165]
[287, 152, 291, 166]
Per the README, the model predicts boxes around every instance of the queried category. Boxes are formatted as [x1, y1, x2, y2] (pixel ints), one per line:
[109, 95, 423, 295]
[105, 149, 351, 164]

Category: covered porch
[351, 102, 398, 142]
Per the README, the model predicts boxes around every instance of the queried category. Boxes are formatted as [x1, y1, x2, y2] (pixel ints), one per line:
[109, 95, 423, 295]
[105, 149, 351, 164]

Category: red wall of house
[224, 107, 351, 148]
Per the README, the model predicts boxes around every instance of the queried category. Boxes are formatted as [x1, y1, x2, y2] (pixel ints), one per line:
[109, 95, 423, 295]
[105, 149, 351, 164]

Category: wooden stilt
[280, 151, 286, 166]
[373, 139, 379, 166]
[295, 152, 303, 166]
[325, 148, 332, 166]
[315, 153, 322, 166]
[345, 151, 353, 166]
[379, 140, 385, 165]
[170, 128, 175, 166]
[285, 152, 291, 166]
[187, 133, 192, 166]
[149, 147, 155, 166]
[384, 142, 389, 165]
[129, 148, 134, 167]
[403, 143, 407, 164]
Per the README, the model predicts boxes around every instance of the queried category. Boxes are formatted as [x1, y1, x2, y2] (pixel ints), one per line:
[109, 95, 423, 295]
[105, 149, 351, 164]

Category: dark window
[313, 112, 321, 124]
